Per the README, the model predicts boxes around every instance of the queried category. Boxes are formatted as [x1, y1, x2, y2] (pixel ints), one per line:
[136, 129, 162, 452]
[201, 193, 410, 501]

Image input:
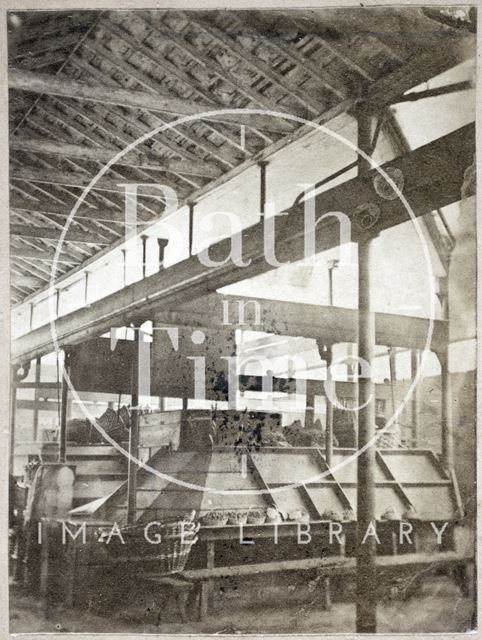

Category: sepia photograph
[5, 3, 478, 636]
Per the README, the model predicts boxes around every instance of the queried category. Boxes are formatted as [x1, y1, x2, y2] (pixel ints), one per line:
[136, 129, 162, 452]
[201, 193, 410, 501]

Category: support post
[439, 349, 454, 471]
[121, 249, 127, 287]
[10, 362, 31, 474]
[410, 349, 420, 446]
[388, 347, 397, 416]
[59, 350, 71, 463]
[127, 327, 140, 524]
[259, 161, 268, 216]
[188, 202, 195, 256]
[141, 235, 148, 278]
[84, 271, 89, 306]
[355, 106, 377, 634]
[435, 269, 453, 470]
[325, 345, 334, 468]
[327, 259, 339, 306]
[305, 380, 316, 429]
[33, 356, 41, 442]
[158, 238, 169, 271]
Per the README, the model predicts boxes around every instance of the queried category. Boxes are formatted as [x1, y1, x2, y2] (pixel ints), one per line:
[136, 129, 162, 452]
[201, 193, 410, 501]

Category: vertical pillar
[410, 349, 420, 446]
[141, 235, 148, 278]
[325, 345, 334, 468]
[439, 349, 454, 470]
[305, 380, 316, 429]
[259, 161, 268, 216]
[59, 350, 71, 463]
[157, 238, 169, 271]
[127, 327, 140, 524]
[326, 261, 337, 465]
[188, 202, 195, 256]
[33, 356, 41, 442]
[436, 275, 449, 318]
[121, 249, 127, 287]
[84, 271, 89, 306]
[327, 259, 339, 306]
[10, 363, 30, 474]
[388, 347, 397, 415]
[355, 106, 377, 634]
[435, 271, 452, 470]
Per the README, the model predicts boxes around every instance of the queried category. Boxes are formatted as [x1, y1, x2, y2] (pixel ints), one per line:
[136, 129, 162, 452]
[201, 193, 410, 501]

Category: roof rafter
[68, 55, 235, 171]
[20, 109, 176, 218]
[277, 12, 377, 82]
[141, 12, 283, 138]
[229, 10, 348, 99]
[179, 11, 328, 116]
[75, 42, 239, 167]
[100, 14, 262, 156]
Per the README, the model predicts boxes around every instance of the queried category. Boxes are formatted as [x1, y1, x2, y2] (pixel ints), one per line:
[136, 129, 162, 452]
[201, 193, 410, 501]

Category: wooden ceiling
[7, 8, 474, 305]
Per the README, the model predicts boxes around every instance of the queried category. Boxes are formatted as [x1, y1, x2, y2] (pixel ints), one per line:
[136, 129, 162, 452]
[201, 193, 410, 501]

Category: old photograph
[6, 4, 477, 635]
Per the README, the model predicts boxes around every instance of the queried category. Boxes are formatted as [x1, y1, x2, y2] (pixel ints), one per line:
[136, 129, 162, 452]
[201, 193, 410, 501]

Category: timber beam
[156, 293, 449, 353]
[8, 68, 292, 134]
[10, 136, 221, 179]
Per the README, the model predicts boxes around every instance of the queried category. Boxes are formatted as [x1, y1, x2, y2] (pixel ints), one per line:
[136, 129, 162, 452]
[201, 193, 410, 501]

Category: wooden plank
[11, 124, 473, 364]
[178, 550, 470, 580]
[14, 32, 84, 60]
[14, 14, 95, 43]
[183, 557, 353, 580]
[11, 274, 45, 288]
[10, 137, 221, 179]
[8, 68, 292, 134]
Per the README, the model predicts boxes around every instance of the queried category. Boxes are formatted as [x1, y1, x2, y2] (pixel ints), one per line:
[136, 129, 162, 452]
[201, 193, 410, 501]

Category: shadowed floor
[10, 576, 474, 634]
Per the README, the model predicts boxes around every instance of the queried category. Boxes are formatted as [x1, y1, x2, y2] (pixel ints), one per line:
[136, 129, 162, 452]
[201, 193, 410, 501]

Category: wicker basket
[100, 519, 199, 575]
